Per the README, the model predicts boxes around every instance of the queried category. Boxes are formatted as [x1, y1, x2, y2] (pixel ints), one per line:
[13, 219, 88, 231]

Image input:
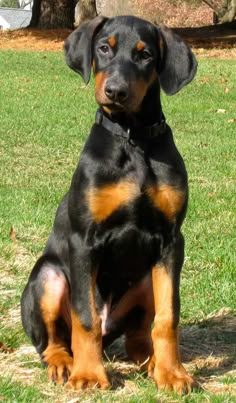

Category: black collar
[95, 109, 166, 146]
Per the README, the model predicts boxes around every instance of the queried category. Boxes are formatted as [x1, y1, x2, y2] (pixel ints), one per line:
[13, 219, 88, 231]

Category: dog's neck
[135, 80, 163, 127]
[96, 81, 166, 145]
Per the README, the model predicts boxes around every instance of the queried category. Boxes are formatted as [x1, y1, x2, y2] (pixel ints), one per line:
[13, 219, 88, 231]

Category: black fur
[21, 15, 197, 391]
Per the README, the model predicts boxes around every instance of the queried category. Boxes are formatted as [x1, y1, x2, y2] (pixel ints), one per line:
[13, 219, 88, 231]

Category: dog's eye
[99, 45, 110, 55]
[142, 50, 152, 60]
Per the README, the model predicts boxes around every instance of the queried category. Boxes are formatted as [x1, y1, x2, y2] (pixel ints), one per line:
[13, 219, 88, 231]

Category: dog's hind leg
[124, 276, 154, 368]
[21, 257, 73, 384]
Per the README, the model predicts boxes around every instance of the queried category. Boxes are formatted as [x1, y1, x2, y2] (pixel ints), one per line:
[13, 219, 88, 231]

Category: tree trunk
[74, 0, 97, 28]
[220, 0, 236, 22]
[203, 0, 236, 23]
[29, 0, 76, 29]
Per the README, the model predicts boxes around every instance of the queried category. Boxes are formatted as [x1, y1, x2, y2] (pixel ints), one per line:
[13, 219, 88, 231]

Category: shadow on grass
[174, 21, 236, 48]
[180, 308, 236, 380]
[105, 308, 236, 389]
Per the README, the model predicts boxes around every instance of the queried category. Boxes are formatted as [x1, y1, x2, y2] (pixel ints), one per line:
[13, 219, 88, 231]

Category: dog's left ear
[64, 16, 108, 84]
[157, 26, 197, 95]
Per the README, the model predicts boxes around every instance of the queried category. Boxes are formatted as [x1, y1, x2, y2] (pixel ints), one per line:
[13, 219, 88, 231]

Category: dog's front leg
[148, 234, 195, 394]
[67, 233, 110, 390]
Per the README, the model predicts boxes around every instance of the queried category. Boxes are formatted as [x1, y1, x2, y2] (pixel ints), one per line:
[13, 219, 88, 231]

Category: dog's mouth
[101, 102, 126, 114]
[96, 90, 143, 115]
[100, 97, 143, 115]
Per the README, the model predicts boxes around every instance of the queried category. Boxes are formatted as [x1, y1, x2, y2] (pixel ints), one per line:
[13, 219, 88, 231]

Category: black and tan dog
[21, 15, 197, 394]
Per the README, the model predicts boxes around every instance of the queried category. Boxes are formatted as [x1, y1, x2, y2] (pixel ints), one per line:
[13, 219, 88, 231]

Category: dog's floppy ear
[64, 16, 108, 84]
[157, 26, 197, 95]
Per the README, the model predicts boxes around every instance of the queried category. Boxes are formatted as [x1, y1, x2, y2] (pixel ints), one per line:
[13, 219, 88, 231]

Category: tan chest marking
[86, 181, 140, 223]
[146, 184, 186, 222]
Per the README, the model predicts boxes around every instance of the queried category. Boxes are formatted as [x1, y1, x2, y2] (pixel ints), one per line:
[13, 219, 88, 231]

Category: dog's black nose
[105, 82, 128, 103]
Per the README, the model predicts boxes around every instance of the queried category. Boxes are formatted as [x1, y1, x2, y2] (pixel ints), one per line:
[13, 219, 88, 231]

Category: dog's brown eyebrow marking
[86, 181, 140, 223]
[136, 41, 145, 51]
[159, 38, 164, 49]
[108, 36, 116, 47]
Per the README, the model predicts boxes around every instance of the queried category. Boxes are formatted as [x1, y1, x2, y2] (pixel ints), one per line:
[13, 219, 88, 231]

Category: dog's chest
[85, 155, 186, 225]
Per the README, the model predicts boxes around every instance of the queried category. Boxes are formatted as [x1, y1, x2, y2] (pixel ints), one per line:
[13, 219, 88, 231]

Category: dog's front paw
[43, 344, 73, 385]
[148, 355, 195, 394]
[66, 365, 110, 390]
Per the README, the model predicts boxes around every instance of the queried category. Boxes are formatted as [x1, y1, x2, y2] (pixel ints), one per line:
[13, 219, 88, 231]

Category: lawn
[0, 51, 235, 402]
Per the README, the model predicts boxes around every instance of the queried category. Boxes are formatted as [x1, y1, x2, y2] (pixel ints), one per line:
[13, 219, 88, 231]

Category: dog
[21, 15, 197, 394]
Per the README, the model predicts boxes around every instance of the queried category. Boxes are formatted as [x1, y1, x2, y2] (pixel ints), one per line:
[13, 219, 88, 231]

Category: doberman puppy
[21, 15, 197, 394]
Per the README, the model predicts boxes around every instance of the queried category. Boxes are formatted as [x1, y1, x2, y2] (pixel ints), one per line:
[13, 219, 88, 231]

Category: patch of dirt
[0, 28, 70, 51]
[134, 0, 214, 27]
[0, 23, 235, 59]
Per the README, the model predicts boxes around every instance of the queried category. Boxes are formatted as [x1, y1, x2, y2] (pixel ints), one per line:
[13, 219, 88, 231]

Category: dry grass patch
[180, 308, 236, 395]
[0, 308, 235, 400]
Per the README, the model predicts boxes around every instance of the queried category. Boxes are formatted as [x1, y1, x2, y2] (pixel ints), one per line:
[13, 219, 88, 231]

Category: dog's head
[64, 16, 197, 115]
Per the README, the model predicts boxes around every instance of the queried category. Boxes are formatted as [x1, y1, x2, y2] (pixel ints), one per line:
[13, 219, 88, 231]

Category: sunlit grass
[0, 51, 235, 401]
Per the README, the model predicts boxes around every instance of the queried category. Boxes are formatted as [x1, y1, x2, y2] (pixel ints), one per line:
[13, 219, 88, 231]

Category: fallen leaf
[200, 77, 210, 83]
[218, 78, 228, 84]
[9, 226, 17, 242]
[0, 341, 14, 354]
[216, 109, 226, 114]
[224, 87, 230, 93]
[199, 142, 209, 148]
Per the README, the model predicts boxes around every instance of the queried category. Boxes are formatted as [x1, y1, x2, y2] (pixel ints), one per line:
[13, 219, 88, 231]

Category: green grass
[0, 51, 235, 401]
[0, 377, 44, 402]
